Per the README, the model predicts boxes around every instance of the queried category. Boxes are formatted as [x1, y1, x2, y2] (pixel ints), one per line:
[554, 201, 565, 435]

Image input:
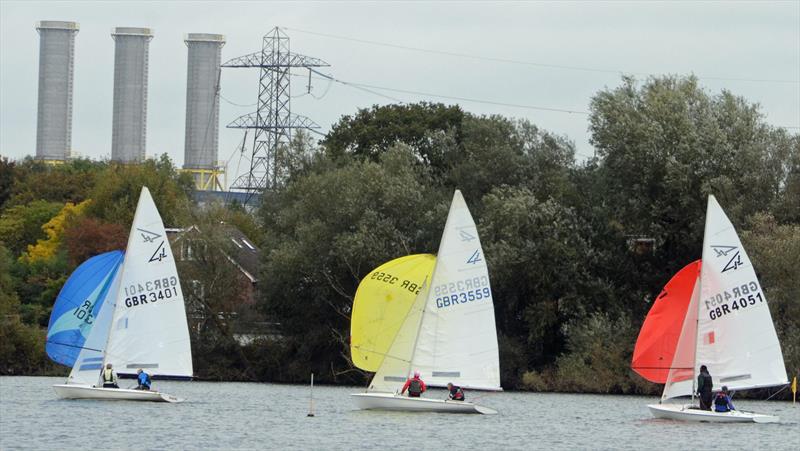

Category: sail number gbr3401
[704, 280, 764, 320]
[123, 276, 179, 308]
[433, 276, 491, 309]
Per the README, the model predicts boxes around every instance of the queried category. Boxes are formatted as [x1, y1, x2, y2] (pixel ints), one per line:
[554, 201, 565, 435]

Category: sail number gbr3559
[433, 276, 491, 309]
[704, 280, 764, 320]
[123, 276, 179, 308]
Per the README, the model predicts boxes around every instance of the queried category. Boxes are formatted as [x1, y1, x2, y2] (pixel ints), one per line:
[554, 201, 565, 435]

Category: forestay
[694, 195, 787, 392]
[46, 251, 124, 371]
[351, 254, 435, 372]
[412, 190, 501, 390]
[104, 187, 193, 379]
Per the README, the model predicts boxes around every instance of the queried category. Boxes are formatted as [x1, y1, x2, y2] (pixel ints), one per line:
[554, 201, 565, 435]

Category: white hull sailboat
[349, 190, 502, 414]
[351, 392, 497, 414]
[46, 187, 193, 402]
[632, 195, 788, 423]
[647, 404, 779, 423]
[52, 384, 182, 403]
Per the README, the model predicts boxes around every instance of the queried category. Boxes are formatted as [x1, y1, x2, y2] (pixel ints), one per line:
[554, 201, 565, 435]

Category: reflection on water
[1, 377, 797, 450]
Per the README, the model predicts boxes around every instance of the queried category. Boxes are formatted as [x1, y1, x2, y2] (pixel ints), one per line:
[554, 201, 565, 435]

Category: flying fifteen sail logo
[149, 241, 168, 263]
[137, 228, 162, 243]
[459, 230, 476, 242]
[711, 245, 743, 273]
[467, 249, 482, 264]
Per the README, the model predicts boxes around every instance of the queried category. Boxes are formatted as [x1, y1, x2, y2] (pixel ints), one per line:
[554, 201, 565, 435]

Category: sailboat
[350, 190, 501, 414]
[47, 187, 193, 402]
[632, 195, 788, 423]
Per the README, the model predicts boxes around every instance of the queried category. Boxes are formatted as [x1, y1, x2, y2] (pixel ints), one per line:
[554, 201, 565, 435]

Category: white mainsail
[103, 187, 193, 378]
[414, 190, 502, 390]
[694, 195, 787, 392]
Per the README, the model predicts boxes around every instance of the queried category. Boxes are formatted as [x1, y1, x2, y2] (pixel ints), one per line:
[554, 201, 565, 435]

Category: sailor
[713, 386, 736, 413]
[136, 369, 152, 391]
[446, 382, 465, 401]
[696, 365, 713, 410]
[101, 363, 119, 389]
[400, 371, 426, 398]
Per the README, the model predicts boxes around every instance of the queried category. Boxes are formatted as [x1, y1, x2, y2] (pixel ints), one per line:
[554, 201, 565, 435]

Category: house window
[231, 238, 243, 249]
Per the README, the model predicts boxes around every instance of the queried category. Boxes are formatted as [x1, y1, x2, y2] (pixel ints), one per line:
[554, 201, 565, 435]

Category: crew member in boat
[696, 365, 713, 410]
[446, 382, 465, 401]
[400, 371, 426, 397]
[136, 369, 152, 391]
[713, 386, 736, 413]
[101, 363, 119, 388]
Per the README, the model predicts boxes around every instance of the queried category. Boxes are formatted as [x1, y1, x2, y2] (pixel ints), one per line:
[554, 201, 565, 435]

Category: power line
[305, 69, 588, 114]
[284, 26, 800, 85]
[219, 93, 256, 107]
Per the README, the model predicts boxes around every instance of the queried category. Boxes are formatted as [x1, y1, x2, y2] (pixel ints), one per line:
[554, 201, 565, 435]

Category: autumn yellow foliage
[20, 200, 91, 263]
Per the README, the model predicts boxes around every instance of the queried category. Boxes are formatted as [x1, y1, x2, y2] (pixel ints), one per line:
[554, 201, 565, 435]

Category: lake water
[1, 376, 798, 450]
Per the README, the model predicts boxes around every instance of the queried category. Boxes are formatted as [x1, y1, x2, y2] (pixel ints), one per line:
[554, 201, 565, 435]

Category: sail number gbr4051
[704, 280, 765, 320]
[433, 276, 491, 309]
[123, 276, 179, 308]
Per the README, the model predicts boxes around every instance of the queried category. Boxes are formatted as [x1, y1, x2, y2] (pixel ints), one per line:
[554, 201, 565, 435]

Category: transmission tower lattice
[222, 27, 329, 202]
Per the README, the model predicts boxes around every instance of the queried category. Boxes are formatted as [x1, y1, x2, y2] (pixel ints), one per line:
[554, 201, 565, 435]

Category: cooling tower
[35, 21, 79, 161]
[183, 33, 225, 171]
[111, 27, 153, 163]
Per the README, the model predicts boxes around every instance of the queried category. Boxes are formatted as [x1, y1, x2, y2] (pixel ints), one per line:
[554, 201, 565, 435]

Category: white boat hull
[648, 403, 778, 423]
[53, 384, 182, 403]
[351, 392, 496, 414]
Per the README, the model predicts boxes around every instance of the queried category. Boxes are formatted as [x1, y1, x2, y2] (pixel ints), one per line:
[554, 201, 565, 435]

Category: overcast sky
[1, 1, 798, 183]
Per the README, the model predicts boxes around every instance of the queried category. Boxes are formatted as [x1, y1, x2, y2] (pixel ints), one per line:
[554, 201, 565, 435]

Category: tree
[0, 157, 14, 209]
[62, 216, 128, 266]
[20, 200, 90, 264]
[258, 145, 441, 383]
[323, 102, 466, 171]
[87, 154, 193, 227]
[0, 200, 63, 257]
[4, 158, 103, 208]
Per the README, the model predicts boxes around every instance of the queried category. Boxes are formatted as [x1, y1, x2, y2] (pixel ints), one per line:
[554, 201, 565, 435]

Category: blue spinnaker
[46, 250, 124, 367]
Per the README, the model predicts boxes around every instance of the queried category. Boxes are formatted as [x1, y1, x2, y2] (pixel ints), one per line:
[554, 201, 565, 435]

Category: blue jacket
[137, 372, 151, 388]
[713, 393, 735, 412]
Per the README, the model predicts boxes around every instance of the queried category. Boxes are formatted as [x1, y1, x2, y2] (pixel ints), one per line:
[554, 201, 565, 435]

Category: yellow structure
[181, 166, 226, 191]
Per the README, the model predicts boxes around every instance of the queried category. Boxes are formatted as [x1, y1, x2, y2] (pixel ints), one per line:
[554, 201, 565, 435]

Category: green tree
[87, 154, 193, 227]
[259, 145, 441, 383]
[4, 158, 103, 208]
[0, 200, 63, 256]
[323, 102, 466, 171]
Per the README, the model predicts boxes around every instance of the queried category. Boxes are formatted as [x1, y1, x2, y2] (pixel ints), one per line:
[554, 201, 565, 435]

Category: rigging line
[283, 26, 800, 85]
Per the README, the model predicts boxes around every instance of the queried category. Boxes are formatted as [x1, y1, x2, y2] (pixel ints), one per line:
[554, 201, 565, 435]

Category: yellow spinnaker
[350, 254, 436, 372]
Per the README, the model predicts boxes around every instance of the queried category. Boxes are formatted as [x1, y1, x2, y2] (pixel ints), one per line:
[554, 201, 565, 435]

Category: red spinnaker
[631, 260, 701, 383]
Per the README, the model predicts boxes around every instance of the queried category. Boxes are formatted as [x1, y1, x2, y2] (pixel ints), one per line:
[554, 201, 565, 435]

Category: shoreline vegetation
[1, 76, 798, 400]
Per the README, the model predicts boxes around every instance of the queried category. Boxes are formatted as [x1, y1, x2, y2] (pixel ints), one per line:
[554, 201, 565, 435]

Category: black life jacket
[451, 387, 464, 400]
[699, 373, 712, 393]
[408, 379, 422, 396]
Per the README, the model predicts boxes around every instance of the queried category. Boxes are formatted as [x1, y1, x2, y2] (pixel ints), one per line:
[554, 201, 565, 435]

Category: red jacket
[400, 376, 426, 395]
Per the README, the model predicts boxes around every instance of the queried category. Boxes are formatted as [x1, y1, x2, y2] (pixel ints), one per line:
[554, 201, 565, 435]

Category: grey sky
[1, 1, 798, 183]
